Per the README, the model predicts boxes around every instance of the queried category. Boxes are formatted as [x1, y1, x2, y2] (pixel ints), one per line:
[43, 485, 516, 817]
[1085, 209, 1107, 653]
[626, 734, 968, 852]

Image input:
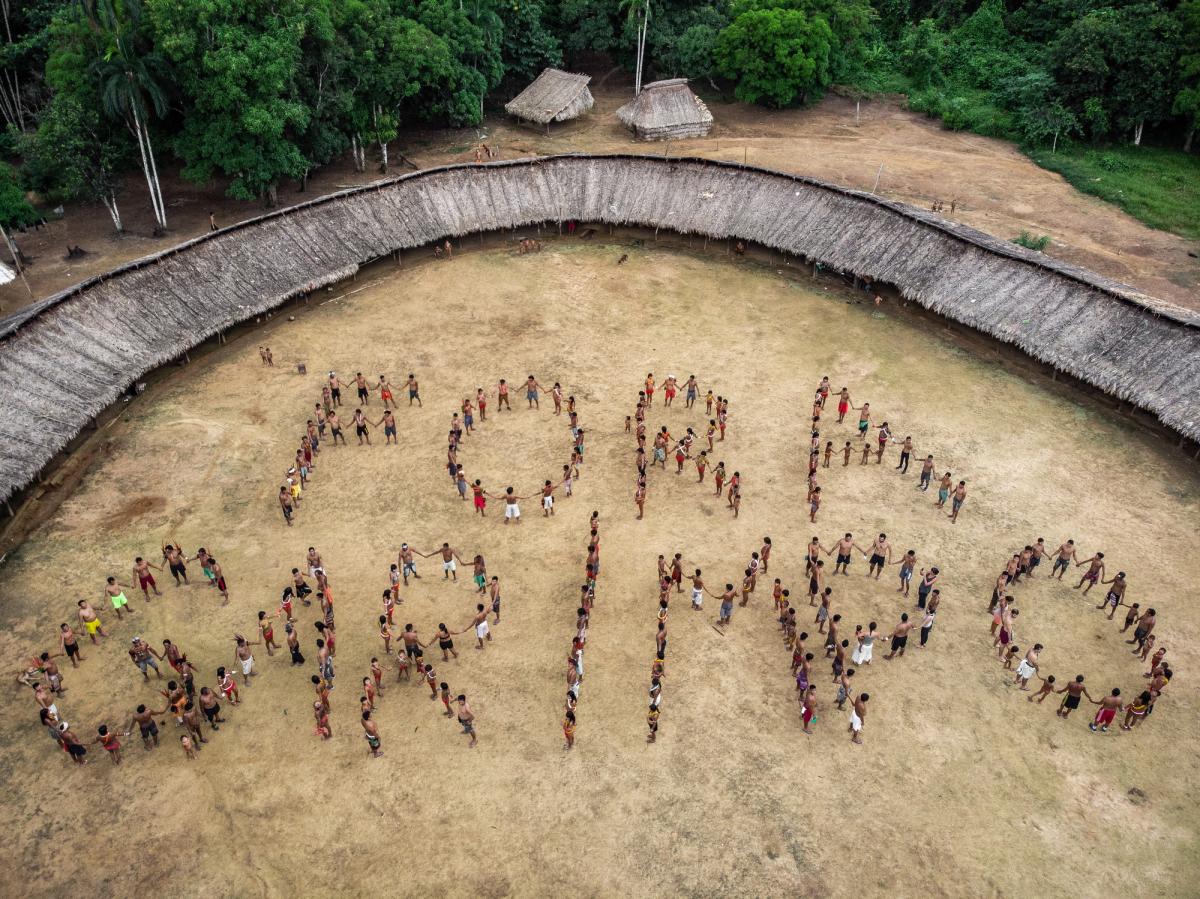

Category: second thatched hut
[504, 68, 594, 131]
[616, 78, 713, 140]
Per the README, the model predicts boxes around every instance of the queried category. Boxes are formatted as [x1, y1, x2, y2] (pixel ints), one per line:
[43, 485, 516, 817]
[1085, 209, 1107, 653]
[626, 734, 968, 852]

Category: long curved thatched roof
[0, 154, 1196, 503]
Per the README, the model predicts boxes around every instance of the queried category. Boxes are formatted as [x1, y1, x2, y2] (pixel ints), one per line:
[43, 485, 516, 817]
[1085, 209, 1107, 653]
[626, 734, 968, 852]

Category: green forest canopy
[0, 0, 1196, 232]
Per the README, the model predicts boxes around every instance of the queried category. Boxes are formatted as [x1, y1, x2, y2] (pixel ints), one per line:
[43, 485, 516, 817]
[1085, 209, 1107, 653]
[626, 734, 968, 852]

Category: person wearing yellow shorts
[76, 599, 108, 643]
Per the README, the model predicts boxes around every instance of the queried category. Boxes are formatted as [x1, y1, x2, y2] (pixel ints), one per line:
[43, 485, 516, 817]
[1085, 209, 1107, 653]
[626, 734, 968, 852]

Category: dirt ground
[2, 81, 1197, 313]
[0, 244, 1196, 897]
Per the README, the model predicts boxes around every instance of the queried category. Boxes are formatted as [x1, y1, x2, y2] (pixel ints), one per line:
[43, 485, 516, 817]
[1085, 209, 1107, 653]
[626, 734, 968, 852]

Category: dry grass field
[1, 244, 1197, 897]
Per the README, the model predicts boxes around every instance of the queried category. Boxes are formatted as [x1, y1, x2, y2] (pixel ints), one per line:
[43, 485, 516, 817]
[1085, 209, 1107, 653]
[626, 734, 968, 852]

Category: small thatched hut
[504, 68, 593, 130]
[616, 79, 713, 140]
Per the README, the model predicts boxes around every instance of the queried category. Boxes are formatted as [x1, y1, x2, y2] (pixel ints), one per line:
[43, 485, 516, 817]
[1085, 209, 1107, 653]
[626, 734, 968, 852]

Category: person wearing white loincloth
[687, 569, 705, 609]
[503, 487, 522, 524]
[436, 543, 461, 581]
[848, 692, 869, 744]
[852, 624, 877, 665]
[466, 603, 492, 649]
[234, 634, 258, 684]
[1013, 643, 1042, 690]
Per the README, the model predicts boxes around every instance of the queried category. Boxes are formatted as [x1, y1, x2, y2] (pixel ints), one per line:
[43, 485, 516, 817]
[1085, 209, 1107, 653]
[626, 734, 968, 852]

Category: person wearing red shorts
[209, 558, 230, 605]
[801, 685, 818, 734]
[1090, 688, 1123, 732]
[132, 556, 162, 599]
[378, 375, 395, 409]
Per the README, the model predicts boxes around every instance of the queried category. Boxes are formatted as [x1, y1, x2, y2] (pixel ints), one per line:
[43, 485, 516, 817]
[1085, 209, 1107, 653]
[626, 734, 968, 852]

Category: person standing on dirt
[848, 693, 869, 745]
[351, 408, 371, 445]
[328, 371, 347, 406]
[456, 694, 477, 747]
[883, 614, 914, 660]
[352, 372, 369, 406]
[209, 557, 230, 604]
[525, 374, 544, 409]
[949, 481, 968, 523]
[279, 486, 294, 526]
[1056, 675, 1092, 719]
[378, 375, 395, 409]
[1073, 551, 1105, 594]
[1127, 608, 1157, 650]
[77, 599, 108, 642]
[128, 637, 162, 680]
[59, 623, 85, 666]
[234, 635, 259, 685]
[162, 543, 189, 586]
[132, 556, 162, 600]
[361, 709, 383, 757]
[126, 702, 168, 749]
[458, 604, 492, 650]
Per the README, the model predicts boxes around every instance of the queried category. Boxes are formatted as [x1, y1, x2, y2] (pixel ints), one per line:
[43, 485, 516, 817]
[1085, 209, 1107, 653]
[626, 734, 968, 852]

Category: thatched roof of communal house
[504, 68, 594, 126]
[1, 154, 1198, 504]
[616, 79, 713, 140]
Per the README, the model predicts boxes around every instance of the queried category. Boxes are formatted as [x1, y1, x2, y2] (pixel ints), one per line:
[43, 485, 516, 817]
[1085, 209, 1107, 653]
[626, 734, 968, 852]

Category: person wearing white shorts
[849, 693, 868, 744]
[543, 495, 553, 513]
[444, 559, 457, 575]
[505, 501, 521, 521]
[469, 604, 493, 649]
[691, 586, 703, 608]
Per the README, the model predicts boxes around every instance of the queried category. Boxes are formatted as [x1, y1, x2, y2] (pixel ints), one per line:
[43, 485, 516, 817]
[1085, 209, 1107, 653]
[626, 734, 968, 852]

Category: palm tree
[620, 0, 651, 95]
[79, 0, 169, 233]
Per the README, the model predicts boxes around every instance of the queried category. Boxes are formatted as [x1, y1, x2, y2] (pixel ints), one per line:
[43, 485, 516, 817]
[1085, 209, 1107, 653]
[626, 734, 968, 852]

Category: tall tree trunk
[1052, 130, 1058, 154]
[375, 104, 389, 173]
[142, 120, 167, 231]
[265, 183, 278, 207]
[0, 0, 22, 131]
[0, 223, 32, 297]
[636, 17, 647, 94]
[130, 102, 167, 232]
[1133, 119, 1144, 147]
[128, 105, 160, 230]
[0, 70, 23, 131]
[1185, 126, 1194, 154]
[102, 193, 123, 233]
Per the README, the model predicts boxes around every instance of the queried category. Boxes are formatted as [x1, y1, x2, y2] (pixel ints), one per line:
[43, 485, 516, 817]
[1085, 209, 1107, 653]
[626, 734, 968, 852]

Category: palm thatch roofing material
[504, 68, 593, 125]
[616, 79, 713, 140]
[1, 154, 1197, 503]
